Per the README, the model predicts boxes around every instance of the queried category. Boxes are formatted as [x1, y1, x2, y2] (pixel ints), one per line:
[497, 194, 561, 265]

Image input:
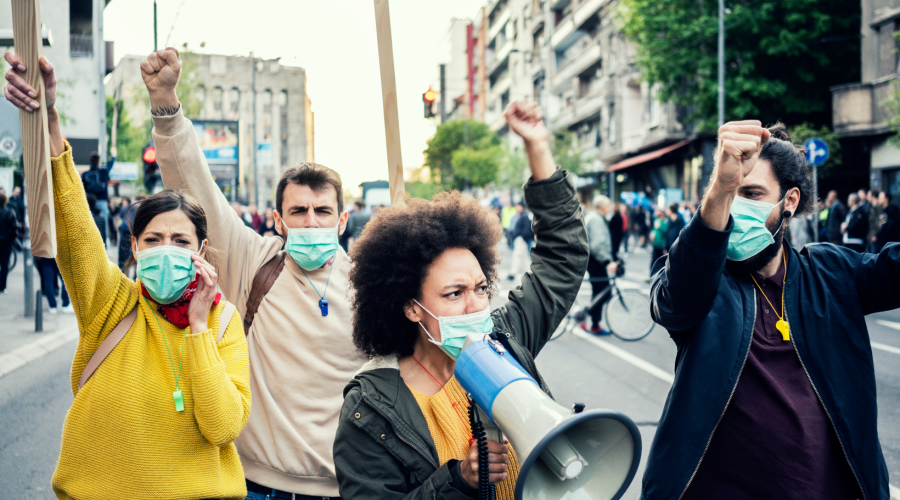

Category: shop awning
[606, 139, 693, 173]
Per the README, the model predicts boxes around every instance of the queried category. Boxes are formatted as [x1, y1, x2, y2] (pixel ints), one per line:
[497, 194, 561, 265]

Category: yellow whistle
[776, 320, 790, 341]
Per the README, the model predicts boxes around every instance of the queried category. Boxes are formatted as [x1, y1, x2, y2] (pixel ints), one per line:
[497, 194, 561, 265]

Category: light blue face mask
[727, 196, 786, 262]
[136, 243, 203, 304]
[284, 225, 340, 270]
[414, 299, 494, 360]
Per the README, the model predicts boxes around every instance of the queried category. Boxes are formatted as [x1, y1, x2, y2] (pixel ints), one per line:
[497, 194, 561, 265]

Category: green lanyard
[144, 296, 187, 412]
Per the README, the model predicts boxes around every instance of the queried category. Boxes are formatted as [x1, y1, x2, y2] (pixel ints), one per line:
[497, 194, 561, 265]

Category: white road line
[872, 341, 900, 356]
[876, 319, 900, 332]
[571, 328, 675, 384]
[0, 325, 79, 378]
[891, 483, 900, 500]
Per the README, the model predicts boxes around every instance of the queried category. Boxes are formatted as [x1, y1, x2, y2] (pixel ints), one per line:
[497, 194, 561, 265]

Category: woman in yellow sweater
[4, 53, 251, 499]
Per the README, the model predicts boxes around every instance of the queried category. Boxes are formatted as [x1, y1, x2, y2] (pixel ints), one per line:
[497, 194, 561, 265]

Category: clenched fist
[141, 48, 182, 111]
[710, 121, 771, 194]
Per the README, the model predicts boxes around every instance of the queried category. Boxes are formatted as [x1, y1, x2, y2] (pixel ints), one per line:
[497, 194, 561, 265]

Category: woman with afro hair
[333, 102, 589, 500]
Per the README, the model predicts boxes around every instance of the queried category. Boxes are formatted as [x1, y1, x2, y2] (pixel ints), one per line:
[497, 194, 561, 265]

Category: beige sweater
[152, 109, 367, 496]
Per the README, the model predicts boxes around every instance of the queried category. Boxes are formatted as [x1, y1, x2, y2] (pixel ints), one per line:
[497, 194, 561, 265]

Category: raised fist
[140, 48, 181, 97]
[710, 121, 771, 194]
[505, 101, 548, 145]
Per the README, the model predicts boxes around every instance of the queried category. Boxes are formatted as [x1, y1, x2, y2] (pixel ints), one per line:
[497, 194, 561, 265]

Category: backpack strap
[217, 301, 237, 343]
[79, 305, 138, 390]
[79, 300, 238, 391]
[243, 252, 287, 335]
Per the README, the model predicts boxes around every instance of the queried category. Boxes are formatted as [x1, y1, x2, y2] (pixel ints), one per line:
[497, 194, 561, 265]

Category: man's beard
[726, 215, 785, 275]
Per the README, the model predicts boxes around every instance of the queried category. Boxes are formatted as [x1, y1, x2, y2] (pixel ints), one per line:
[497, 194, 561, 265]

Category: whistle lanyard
[145, 296, 187, 411]
[412, 355, 471, 433]
[300, 259, 334, 317]
[749, 251, 790, 341]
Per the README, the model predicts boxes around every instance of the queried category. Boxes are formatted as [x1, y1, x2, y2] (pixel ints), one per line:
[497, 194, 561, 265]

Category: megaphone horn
[455, 337, 642, 500]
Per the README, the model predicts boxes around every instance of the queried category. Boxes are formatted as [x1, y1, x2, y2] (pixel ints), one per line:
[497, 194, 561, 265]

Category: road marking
[872, 341, 900, 356]
[571, 328, 675, 384]
[0, 325, 79, 378]
[875, 319, 900, 332]
[891, 483, 900, 500]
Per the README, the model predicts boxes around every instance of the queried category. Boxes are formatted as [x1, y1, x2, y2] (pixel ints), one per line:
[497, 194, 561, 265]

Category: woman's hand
[188, 255, 217, 333]
[3, 51, 56, 111]
[460, 439, 509, 489]
[505, 101, 555, 182]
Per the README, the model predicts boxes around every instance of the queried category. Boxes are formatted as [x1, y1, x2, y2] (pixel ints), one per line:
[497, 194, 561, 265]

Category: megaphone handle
[467, 402, 497, 500]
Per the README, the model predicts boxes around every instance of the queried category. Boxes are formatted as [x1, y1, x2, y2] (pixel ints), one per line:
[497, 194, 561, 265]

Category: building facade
[831, 0, 900, 206]
[438, 0, 715, 206]
[0, 0, 109, 167]
[106, 53, 314, 206]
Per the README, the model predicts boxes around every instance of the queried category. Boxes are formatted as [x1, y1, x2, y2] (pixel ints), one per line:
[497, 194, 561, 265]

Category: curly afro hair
[349, 191, 503, 358]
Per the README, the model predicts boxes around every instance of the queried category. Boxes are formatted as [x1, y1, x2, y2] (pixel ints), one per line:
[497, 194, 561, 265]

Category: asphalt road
[0, 243, 899, 499]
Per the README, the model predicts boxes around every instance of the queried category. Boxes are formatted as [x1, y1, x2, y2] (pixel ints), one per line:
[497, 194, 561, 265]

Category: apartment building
[831, 0, 900, 205]
[0, 0, 110, 167]
[442, 0, 716, 204]
[107, 53, 314, 206]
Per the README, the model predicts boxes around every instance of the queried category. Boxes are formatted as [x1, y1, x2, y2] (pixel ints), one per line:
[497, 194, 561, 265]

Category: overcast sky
[104, 0, 485, 195]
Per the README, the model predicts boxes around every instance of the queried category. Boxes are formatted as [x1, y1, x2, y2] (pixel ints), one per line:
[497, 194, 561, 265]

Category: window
[607, 102, 616, 144]
[69, 0, 93, 56]
[533, 27, 544, 55]
[501, 90, 511, 111]
[212, 87, 224, 119]
[648, 84, 660, 126]
[280, 90, 289, 166]
[230, 87, 241, 114]
[608, 34, 617, 75]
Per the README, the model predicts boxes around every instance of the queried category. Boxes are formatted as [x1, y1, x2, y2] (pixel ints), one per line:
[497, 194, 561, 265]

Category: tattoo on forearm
[150, 104, 181, 117]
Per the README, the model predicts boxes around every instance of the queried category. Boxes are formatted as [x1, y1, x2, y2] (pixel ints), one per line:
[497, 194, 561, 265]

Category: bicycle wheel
[549, 313, 573, 341]
[604, 290, 653, 341]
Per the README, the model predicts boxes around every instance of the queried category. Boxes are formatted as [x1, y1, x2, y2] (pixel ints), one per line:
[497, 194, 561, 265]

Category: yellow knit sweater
[408, 377, 521, 499]
[49, 144, 251, 500]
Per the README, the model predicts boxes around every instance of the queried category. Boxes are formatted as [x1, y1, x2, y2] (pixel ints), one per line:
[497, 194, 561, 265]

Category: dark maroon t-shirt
[682, 253, 861, 499]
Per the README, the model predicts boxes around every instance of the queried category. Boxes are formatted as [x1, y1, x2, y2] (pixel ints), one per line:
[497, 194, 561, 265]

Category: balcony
[70, 33, 92, 56]
[552, 42, 601, 91]
[488, 8, 511, 42]
[489, 40, 513, 78]
[491, 72, 512, 98]
[831, 76, 898, 137]
[552, 90, 606, 130]
[551, 0, 607, 49]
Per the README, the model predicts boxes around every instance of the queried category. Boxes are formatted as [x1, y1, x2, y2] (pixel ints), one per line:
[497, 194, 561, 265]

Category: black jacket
[877, 204, 900, 245]
[334, 170, 588, 500]
[0, 206, 17, 242]
[827, 200, 848, 242]
[664, 215, 686, 252]
[844, 205, 868, 244]
[643, 212, 898, 500]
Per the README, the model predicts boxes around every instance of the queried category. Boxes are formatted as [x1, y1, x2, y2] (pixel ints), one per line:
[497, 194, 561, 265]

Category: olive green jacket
[334, 170, 589, 500]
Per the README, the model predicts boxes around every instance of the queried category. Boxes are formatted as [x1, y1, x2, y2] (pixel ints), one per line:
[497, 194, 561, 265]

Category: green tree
[550, 129, 585, 174]
[496, 142, 529, 189]
[105, 95, 148, 163]
[423, 119, 501, 189]
[618, 0, 860, 132]
[177, 50, 205, 119]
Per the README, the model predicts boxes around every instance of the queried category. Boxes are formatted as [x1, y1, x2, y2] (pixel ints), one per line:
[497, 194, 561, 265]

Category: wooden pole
[11, 0, 56, 258]
[373, 0, 406, 208]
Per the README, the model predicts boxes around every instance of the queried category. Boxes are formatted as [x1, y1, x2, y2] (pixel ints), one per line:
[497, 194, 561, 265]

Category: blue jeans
[96, 199, 109, 243]
[245, 492, 271, 500]
[40, 258, 68, 308]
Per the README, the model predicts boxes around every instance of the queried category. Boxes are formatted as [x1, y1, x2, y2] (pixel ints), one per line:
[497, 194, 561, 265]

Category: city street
[1, 243, 899, 498]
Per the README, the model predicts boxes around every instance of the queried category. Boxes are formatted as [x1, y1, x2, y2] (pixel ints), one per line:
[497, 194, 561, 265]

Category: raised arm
[500, 102, 589, 357]
[3, 52, 136, 342]
[142, 48, 282, 311]
[651, 122, 769, 333]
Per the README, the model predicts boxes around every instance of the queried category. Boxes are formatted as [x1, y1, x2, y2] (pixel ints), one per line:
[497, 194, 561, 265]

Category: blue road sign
[804, 138, 829, 166]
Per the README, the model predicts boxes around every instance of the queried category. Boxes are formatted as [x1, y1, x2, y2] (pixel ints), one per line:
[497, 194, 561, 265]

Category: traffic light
[423, 89, 437, 118]
[142, 144, 160, 193]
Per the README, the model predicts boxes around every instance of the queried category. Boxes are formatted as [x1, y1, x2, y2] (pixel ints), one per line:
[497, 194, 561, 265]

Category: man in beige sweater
[143, 48, 366, 499]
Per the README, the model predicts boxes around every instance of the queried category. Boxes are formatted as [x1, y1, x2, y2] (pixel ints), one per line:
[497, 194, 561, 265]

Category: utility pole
[251, 53, 259, 206]
[153, 0, 158, 52]
[439, 64, 447, 124]
[717, 0, 725, 127]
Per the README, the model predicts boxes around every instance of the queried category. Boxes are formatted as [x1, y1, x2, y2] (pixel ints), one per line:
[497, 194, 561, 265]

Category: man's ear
[784, 187, 801, 218]
[404, 300, 423, 323]
[338, 210, 350, 236]
[273, 209, 284, 237]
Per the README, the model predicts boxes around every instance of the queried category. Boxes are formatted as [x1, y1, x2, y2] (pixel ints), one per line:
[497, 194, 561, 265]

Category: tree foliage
[618, 0, 860, 132]
[105, 95, 148, 163]
[550, 129, 586, 174]
[178, 50, 205, 119]
[787, 122, 841, 178]
[423, 119, 501, 189]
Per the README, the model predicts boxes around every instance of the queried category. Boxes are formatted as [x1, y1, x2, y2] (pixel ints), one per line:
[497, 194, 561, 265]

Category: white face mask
[413, 299, 494, 360]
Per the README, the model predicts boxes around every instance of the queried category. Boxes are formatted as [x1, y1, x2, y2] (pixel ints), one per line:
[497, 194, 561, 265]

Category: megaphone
[454, 336, 641, 500]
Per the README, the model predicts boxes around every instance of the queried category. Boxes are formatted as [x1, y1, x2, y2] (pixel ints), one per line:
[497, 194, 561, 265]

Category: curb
[0, 325, 79, 378]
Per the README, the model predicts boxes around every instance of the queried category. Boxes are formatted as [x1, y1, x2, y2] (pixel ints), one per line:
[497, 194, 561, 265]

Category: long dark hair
[760, 123, 814, 216]
[124, 190, 212, 273]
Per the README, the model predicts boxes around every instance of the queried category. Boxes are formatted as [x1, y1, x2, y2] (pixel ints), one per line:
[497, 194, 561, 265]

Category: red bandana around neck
[141, 279, 221, 329]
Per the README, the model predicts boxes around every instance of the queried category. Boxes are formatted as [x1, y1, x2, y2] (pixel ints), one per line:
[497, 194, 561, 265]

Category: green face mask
[414, 299, 494, 360]
[136, 244, 199, 304]
[727, 196, 785, 262]
[284, 224, 340, 270]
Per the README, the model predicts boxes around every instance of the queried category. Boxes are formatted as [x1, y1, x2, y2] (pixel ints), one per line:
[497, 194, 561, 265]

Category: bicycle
[551, 275, 654, 342]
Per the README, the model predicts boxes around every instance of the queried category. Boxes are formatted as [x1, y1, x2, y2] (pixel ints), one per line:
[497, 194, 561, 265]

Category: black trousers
[0, 239, 11, 291]
[587, 256, 610, 328]
[651, 247, 665, 275]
